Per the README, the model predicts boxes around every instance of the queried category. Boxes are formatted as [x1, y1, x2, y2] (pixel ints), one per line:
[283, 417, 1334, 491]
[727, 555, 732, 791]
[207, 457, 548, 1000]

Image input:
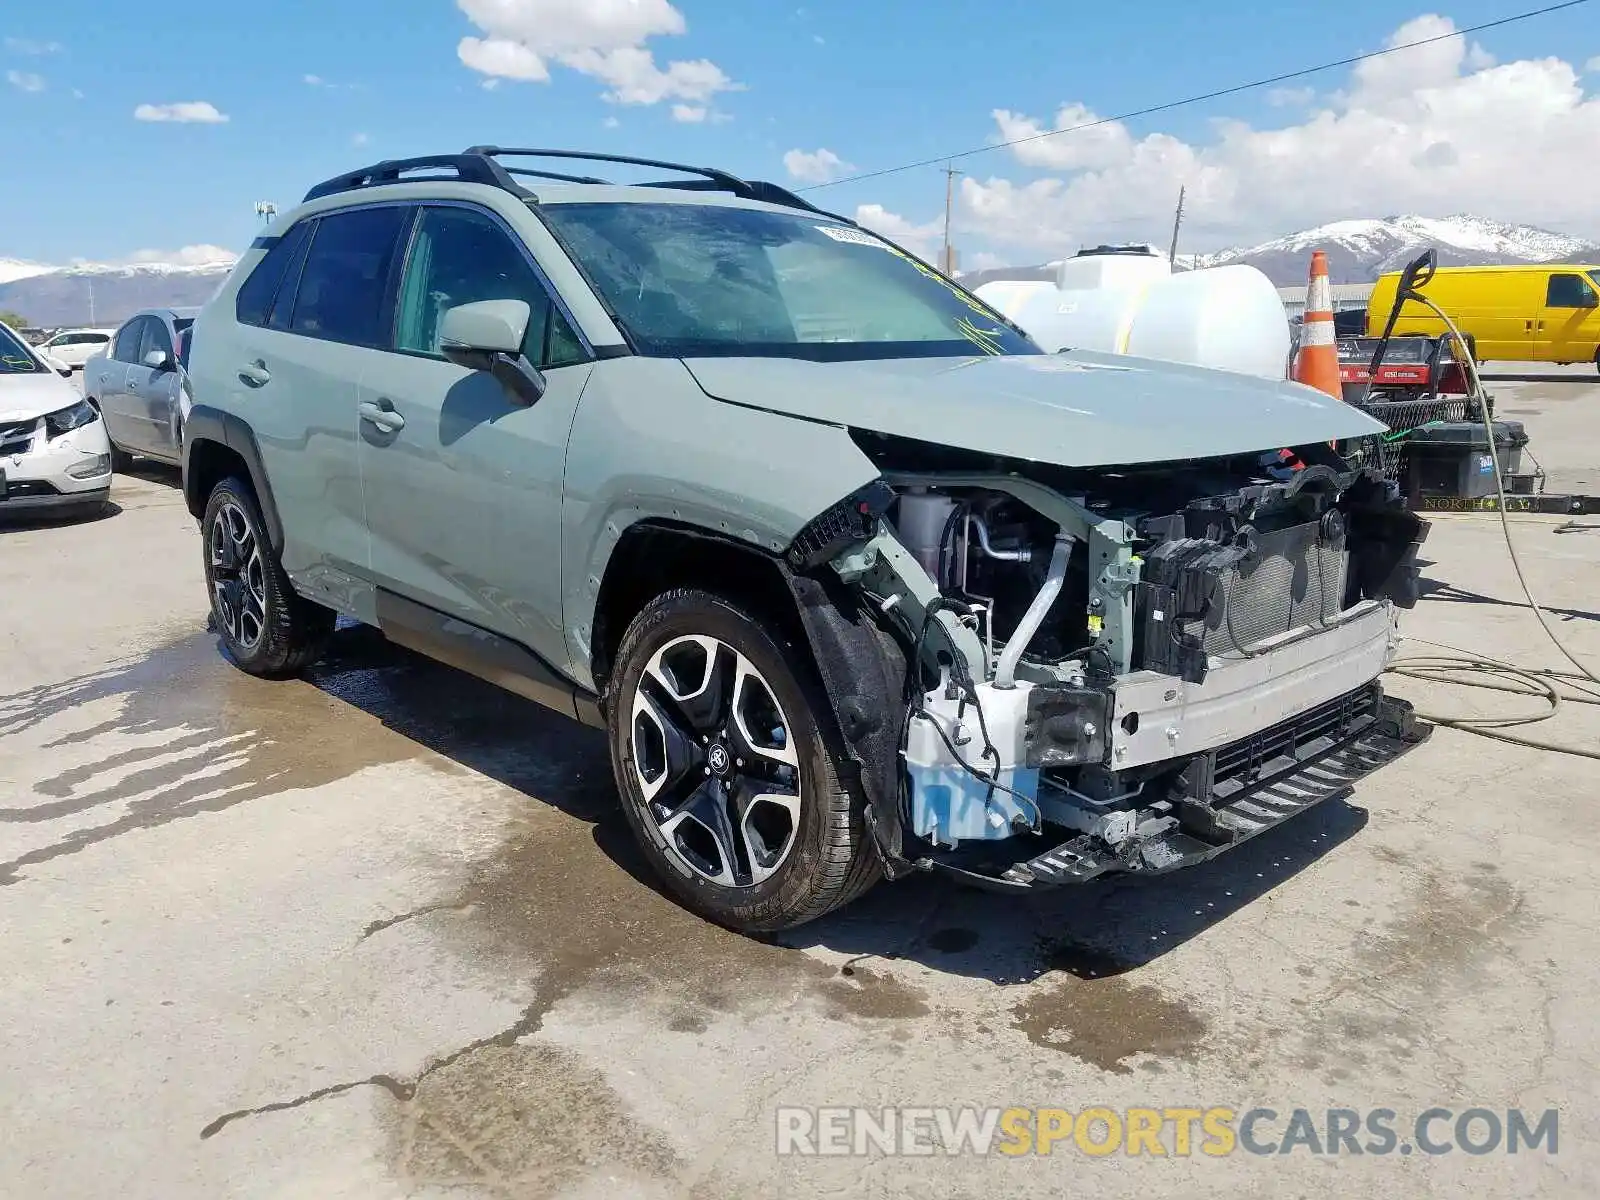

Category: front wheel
[607, 589, 879, 933]
[202, 476, 334, 677]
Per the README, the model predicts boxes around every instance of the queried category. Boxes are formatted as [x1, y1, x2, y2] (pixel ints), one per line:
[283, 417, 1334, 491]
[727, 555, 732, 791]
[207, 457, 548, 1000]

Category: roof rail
[302, 154, 533, 203]
[300, 146, 852, 222]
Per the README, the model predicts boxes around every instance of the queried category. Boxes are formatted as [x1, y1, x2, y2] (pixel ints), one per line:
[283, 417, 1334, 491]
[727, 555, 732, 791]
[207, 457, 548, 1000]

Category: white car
[35, 327, 118, 370]
[1, 321, 113, 516]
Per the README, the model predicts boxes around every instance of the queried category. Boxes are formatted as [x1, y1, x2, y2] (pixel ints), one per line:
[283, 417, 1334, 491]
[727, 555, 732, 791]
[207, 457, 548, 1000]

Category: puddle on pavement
[0, 626, 433, 885]
[1010, 939, 1209, 1074]
[392, 1042, 679, 1197]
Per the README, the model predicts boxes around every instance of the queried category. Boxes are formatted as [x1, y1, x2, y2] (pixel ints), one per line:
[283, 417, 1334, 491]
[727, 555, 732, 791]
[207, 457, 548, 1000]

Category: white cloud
[602, 115, 621, 129]
[1267, 86, 1316, 107]
[959, 14, 1600, 256]
[303, 74, 323, 86]
[352, 132, 370, 147]
[133, 101, 228, 123]
[854, 204, 941, 262]
[6, 70, 45, 93]
[4, 37, 61, 55]
[123, 245, 237, 267]
[671, 103, 707, 122]
[783, 147, 850, 183]
[1587, 55, 1600, 73]
[455, 0, 737, 108]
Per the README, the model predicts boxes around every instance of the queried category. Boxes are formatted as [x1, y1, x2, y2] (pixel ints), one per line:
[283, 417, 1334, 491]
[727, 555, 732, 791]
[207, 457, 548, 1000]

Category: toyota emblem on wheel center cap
[707, 744, 731, 776]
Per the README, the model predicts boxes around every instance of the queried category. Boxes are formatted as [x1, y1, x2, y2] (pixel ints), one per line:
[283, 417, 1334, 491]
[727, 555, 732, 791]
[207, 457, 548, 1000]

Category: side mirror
[439, 299, 546, 406]
[143, 348, 175, 371]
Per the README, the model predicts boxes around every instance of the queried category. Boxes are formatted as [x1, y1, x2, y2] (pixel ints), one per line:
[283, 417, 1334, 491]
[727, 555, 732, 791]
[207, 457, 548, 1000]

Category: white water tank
[976, 256, 1291, 381]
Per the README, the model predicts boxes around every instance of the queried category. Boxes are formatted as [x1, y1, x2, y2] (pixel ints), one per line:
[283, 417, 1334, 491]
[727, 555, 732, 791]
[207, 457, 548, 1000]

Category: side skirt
[375, 589, 604, 728]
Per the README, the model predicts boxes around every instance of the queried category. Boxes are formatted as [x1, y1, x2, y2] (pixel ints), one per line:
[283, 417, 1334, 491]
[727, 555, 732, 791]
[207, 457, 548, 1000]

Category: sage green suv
[184, 148, 1428, 932]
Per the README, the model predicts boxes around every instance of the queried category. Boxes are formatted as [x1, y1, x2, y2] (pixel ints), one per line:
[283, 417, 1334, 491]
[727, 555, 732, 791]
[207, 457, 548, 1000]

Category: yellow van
[1366, 264, 1600, 368]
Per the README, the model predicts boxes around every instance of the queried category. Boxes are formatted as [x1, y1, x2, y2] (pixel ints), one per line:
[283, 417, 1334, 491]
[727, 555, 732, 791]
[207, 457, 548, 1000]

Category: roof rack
[301, 146, 843, 220]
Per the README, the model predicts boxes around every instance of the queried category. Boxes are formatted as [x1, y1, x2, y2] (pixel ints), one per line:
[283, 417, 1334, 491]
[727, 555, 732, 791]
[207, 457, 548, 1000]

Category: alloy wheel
[629, 634, 803, 888]
[208, 499, 267, 652]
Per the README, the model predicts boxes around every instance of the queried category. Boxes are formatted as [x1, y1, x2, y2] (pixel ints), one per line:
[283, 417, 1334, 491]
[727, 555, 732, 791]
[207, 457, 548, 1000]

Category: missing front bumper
[934, 686, 1429, 891]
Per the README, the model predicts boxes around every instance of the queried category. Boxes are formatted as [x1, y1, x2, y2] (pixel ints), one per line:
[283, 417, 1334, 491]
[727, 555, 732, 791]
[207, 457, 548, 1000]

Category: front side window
[1546, 273, 1597, 308]
[0, 322, 44, 374]
[393, 205, 585, 368]
[539, 202, 1037, 361]
[289, 207, 408, 345]
[140, 319, 174, 363]
[113, 319, 146, 363]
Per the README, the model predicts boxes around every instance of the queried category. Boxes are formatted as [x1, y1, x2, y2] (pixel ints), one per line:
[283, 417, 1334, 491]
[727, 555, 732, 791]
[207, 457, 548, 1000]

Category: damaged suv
[183, 148, 1429, 932]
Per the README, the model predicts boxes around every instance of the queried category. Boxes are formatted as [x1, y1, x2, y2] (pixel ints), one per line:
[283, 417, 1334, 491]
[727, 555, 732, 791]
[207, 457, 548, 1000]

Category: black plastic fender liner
[183, 405, 285, 553]
[778, 565, 912, 875]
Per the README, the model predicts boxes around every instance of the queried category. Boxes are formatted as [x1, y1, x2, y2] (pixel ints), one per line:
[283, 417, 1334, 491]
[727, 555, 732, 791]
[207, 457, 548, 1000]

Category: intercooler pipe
[993, 533, 1074, 689]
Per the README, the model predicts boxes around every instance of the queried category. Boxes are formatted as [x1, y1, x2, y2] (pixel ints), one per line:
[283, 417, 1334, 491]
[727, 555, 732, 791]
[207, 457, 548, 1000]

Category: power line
[802, 0, 1592, 191]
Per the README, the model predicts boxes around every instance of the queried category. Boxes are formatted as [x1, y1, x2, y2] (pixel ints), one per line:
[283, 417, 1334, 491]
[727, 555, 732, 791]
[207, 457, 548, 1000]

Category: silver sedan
[85, 307, 199, 468]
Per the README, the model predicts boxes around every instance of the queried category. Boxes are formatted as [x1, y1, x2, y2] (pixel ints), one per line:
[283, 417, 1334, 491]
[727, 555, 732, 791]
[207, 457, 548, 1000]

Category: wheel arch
[183, 405, 284, 553]
[591, 519, 910, 870]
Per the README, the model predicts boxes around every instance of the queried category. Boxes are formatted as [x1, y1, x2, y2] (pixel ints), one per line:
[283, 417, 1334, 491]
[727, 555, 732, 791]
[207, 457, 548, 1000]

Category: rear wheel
[607, 589, 879, 933]
[202, 476, 334, 677]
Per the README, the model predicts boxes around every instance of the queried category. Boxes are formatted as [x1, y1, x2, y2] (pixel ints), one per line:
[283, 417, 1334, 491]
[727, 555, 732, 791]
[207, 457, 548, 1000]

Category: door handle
[358, 399, 405, 434]
[238, 360, 271, 387]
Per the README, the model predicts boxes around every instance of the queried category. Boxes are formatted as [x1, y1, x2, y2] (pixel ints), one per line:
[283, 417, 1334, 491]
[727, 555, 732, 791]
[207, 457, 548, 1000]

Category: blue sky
[4, 0, 1599, 266]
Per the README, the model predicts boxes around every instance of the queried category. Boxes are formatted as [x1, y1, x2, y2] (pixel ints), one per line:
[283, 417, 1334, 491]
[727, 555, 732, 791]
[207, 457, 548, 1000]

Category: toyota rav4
[183, 148, 1429, 932]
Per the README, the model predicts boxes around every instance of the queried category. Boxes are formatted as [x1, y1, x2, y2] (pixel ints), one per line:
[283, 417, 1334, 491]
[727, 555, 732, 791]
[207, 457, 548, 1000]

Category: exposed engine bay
[790, 435, 1432, 888]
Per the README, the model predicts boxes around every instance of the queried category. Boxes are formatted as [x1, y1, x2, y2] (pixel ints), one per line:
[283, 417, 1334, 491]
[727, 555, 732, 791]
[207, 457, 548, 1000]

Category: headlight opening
[43, 399, 99, 440]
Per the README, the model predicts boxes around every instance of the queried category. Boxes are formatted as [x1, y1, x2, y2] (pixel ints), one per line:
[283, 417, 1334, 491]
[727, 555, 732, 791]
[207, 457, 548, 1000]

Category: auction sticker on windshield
[815, 224, 891, 249]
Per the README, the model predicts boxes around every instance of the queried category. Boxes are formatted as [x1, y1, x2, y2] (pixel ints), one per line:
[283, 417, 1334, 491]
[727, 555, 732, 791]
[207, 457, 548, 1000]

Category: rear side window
[1546, 273, 1597, 308]
[236, 221, 312, 327]
[288, 206, 408, 346]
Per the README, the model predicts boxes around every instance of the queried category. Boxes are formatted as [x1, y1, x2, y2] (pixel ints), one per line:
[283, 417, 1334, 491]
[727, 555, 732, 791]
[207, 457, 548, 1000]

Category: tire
[201, 476, 334, 678]
[607, 588, 880, 933]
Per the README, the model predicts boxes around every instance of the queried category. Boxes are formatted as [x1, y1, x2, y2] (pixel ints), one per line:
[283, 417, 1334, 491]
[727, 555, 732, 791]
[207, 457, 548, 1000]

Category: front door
[356, 202, 594, 669]
[1539, 272, 1600, 363]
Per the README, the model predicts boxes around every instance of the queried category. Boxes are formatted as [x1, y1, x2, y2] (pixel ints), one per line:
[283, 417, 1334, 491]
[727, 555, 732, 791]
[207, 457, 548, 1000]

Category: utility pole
[254, 201, 278, 226]
[87, 277, 95, 326]
[1168, 185, 1187, 268]
[941, 164, 962, 276]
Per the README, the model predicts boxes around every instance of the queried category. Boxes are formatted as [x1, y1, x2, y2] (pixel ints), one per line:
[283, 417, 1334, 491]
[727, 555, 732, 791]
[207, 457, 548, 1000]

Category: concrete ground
[2, 374, 1597, 1198]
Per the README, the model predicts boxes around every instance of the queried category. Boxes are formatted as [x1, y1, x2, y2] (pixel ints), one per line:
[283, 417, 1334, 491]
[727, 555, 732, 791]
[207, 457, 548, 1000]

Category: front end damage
[782, 435, 1433, 889]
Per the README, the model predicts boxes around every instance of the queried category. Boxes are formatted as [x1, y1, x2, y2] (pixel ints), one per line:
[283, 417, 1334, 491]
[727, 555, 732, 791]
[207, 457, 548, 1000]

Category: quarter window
[393, 206, 585, 368]
[1545, 273, 1597, 308]
[288, 206, 408, 346]
[236, 221, 312, 327]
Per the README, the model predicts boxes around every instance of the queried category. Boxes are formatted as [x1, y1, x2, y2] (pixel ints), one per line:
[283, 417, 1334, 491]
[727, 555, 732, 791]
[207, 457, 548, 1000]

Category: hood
[0, 371, 80, 423]
[681, 350, 1386, 467]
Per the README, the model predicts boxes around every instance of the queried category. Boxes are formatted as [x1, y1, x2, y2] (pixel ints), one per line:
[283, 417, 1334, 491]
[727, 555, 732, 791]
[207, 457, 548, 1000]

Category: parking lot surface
[2, 368, 1598, 1198]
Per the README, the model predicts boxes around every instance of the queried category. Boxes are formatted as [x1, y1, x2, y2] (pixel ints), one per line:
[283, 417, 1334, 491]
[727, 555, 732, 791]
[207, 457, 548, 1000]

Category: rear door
[1538, 271, 1600, 363]
[95, 319, 144, 448]
[355, 201, 595, 667]
[125, 317, 184, 459]
[224, 206, 409, 616]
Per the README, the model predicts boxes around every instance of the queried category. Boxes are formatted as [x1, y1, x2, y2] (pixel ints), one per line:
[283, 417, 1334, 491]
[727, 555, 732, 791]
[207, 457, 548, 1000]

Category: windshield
[539, 202, 1038, 361]
[0, 322, 44, 374]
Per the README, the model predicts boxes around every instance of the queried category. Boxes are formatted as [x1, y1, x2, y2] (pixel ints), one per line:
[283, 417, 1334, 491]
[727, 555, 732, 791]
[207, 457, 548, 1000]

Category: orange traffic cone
[1294, 250, 1342, 400]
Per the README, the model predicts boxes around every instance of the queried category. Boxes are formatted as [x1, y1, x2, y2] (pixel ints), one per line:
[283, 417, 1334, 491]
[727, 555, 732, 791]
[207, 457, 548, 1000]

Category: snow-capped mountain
[1187, 215, 1599, 284]
[0, 255, 237, 325]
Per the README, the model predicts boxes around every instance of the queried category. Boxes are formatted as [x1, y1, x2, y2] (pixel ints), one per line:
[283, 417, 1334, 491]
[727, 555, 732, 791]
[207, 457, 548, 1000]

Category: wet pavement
[2, 448, 1598, 1198]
